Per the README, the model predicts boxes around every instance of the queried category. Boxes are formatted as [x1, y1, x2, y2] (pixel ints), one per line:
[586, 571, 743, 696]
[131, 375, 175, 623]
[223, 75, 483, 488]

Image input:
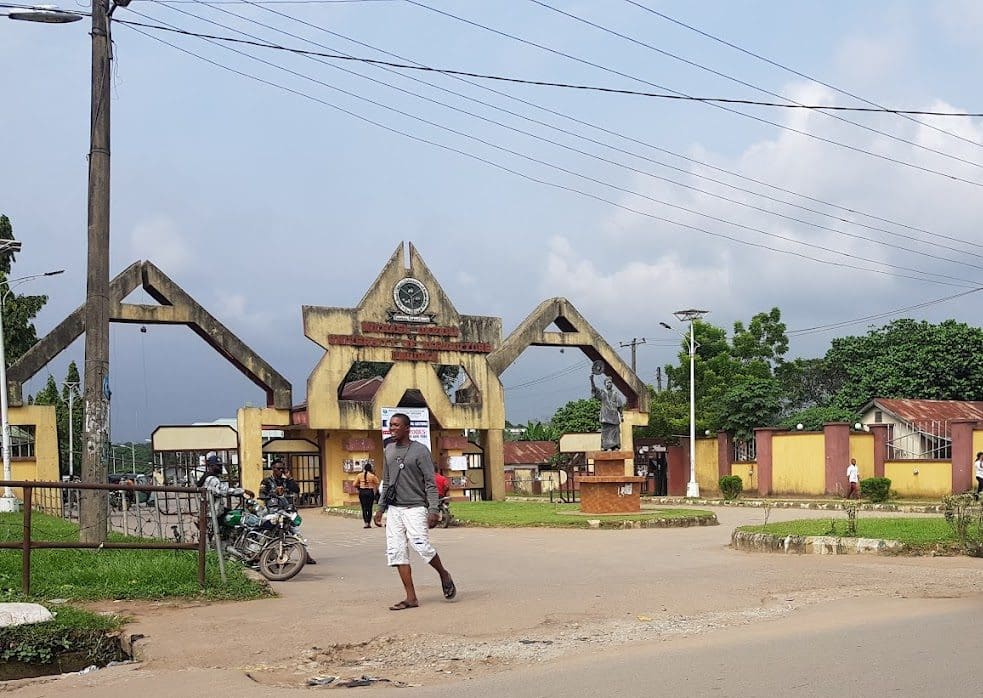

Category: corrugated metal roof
[503, 440, 557, 465]
[874, 398, 983, 424]
[340, 376, 384, 401]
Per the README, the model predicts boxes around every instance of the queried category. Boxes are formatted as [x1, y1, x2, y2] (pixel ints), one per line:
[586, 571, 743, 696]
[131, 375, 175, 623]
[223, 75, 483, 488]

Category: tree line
[512, 307, 983, 444]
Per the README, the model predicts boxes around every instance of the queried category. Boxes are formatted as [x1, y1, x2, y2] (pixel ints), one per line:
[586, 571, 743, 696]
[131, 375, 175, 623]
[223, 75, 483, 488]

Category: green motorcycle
[218, 498, 308, 581]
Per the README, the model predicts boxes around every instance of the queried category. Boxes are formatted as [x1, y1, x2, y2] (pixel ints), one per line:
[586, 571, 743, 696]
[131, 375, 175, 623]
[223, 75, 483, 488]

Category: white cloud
[212, 291, 273, 332]
[539, 81, 983, 349]
[129, 217, 193, 274]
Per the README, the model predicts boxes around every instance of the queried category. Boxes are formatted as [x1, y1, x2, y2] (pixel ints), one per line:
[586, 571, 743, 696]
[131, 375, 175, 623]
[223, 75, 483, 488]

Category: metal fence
[886, 420, 952, 460]
[732, 439, 757, 462]
[0, 480, 208, 595]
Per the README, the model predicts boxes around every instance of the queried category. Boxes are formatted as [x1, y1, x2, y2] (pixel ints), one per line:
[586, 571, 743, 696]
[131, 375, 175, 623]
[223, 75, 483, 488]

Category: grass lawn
[0, 512, 269, 602]
[739, 517, 980, 546]
[451, 500, 714, 527]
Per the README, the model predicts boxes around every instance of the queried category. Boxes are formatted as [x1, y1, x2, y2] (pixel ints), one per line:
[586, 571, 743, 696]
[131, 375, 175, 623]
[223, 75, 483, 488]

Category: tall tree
[0, 215, 48, 366]
[731, 307, 789, 373]
[550, 398, 601, 435]
[825, 319, 983, 411]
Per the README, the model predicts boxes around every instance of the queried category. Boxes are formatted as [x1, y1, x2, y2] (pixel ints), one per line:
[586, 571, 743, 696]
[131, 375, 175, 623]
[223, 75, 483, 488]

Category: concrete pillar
[753, 428, 783, 496]
[950, 419, 979, 494]
[484, 428, 505, 501]
[236, 406, 290, 497]
[868, 423, 891, 478]
[823, 422, 851, 495]
[716, 431, 733, 484]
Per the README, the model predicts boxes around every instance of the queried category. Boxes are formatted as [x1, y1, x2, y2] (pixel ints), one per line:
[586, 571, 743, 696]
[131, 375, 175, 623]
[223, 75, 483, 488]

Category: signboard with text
[381, 407, 432, 452]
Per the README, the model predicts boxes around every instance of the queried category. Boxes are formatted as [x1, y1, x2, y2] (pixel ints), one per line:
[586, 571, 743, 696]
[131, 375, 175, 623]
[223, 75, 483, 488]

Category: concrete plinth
[581, 450, 644, 514]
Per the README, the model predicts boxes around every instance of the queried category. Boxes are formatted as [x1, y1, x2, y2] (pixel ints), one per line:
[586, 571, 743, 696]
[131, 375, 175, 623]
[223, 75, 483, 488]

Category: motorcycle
[213, 496, 308, 581]
[436, 496, 454, 528]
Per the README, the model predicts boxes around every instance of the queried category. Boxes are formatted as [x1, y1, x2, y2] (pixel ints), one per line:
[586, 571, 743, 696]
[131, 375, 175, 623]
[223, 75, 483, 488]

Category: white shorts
[385, 505, 436, 566]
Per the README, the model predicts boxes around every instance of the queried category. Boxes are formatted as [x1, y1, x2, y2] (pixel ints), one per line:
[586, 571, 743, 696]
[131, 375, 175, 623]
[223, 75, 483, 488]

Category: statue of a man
[590, 373, 625, 451]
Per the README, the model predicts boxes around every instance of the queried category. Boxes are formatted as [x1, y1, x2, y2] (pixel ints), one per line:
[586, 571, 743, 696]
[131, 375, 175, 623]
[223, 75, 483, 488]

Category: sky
[2, 0, 983, 441]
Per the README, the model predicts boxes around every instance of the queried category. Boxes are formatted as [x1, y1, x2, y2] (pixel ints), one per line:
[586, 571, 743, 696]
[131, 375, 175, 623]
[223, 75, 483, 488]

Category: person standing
[356, 463, 380, 528]
[846, 458, 860, 499]
[198, 454, 254, 513]
[974, 451, 983, 501]
[434, 466, 450, 500]
[259, 458, 299, 504]
[373, 413, 456, 610]
[259, 457, 316, 564]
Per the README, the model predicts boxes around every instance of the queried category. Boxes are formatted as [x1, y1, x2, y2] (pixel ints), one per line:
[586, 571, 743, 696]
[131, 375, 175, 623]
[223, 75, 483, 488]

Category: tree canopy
[825, 318, 983, 411]
[0, 215, 48, 366]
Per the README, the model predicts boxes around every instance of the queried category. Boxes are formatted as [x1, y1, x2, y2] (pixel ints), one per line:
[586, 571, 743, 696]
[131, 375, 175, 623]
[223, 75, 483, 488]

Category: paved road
[374, 596, 982, 698]
[7, 504, 982, 696]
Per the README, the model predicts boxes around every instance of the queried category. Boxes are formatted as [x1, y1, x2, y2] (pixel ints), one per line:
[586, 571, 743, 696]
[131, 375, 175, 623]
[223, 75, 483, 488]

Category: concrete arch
[7, 260, 291, 409]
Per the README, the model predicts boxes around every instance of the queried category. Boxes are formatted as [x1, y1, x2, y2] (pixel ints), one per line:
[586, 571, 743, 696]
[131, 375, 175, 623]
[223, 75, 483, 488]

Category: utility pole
[655, 366, 662, 392]
[79, 0, 113, 543]
[619, 337, 646, 374]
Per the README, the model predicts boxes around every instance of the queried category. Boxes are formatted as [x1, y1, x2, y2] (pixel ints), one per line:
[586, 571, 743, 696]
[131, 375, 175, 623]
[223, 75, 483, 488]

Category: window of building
[8, 425, 36, 459]
[874, 410, 883, 423]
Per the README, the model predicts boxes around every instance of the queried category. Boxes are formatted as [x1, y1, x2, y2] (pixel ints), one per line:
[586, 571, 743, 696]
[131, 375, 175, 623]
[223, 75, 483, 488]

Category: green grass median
[739, 517, 980, 547]
[451, 501, 714, 527]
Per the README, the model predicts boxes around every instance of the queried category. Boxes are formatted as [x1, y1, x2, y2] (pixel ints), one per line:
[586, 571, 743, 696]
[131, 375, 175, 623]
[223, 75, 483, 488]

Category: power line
[157, 1, 983, 271]
[786, 286, 983, 337]
[624, 0, 983, 153]
[230, 0, 981, 255]
[531, 0, 983, 173]
[137, 5, 982, 287]
[404, 0, 983, 189]
[117, 14, 978, 289]
[110, 16, 983, 119]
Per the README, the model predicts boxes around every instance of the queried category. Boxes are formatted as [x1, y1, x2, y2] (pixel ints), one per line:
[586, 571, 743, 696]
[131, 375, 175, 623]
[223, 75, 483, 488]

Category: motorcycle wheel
[440, 509, 451, 528]
[257, 537, 307, 581]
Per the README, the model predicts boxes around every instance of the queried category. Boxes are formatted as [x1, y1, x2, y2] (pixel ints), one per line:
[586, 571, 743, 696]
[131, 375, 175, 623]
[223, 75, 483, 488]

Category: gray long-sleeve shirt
[378, 440, 439, 514]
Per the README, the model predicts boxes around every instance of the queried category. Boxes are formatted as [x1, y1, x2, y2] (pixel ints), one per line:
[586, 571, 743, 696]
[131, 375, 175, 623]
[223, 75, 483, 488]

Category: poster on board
[381, 407, 432, 452]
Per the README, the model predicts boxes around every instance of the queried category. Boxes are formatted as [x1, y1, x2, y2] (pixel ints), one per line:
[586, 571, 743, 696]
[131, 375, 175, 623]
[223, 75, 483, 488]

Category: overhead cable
[161, 1, 983, 271]
[117, 15, 978, 289]
[624, 0, 983, 153]
[531, 0, 983, 172]
[403, 0, 983, 188]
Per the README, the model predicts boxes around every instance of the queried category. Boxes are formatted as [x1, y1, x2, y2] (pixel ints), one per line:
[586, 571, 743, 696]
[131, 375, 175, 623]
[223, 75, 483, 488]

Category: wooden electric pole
[619, 337, 646, 374]
[80, 0, 113, 543]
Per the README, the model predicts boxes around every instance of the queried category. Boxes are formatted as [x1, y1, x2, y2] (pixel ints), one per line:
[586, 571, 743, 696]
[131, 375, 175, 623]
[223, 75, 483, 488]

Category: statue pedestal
[579, 451, 645, 514]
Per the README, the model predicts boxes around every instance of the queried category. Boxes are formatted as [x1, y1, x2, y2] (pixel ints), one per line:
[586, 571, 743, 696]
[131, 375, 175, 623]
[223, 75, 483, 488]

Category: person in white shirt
[974, 451, 983, 501]
[846, 458, 860, 500]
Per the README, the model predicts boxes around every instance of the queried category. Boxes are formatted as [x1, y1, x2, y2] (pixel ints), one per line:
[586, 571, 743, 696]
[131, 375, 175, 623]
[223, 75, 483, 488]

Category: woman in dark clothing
[356, 463, 380, 528]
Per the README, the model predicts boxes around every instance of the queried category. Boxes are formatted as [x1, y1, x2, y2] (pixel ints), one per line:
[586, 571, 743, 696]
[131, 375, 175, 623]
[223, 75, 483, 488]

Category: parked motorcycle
[214, 496, 308, 581]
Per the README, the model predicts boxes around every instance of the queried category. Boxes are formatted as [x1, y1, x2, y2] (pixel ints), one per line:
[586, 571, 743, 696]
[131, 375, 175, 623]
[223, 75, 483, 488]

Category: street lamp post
[0, 266, 66, 512]
[663, 309, 709, 498]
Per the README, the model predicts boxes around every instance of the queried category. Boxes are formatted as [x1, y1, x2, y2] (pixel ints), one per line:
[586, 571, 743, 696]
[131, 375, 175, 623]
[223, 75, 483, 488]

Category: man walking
[846, 458, 860, 499]
[374, 413, 456, 610]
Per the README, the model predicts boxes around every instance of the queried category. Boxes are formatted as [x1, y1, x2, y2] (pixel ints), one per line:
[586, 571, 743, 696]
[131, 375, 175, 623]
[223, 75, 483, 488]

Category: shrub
[860, 477, 891, 503]
[719, 475, 743, 500]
